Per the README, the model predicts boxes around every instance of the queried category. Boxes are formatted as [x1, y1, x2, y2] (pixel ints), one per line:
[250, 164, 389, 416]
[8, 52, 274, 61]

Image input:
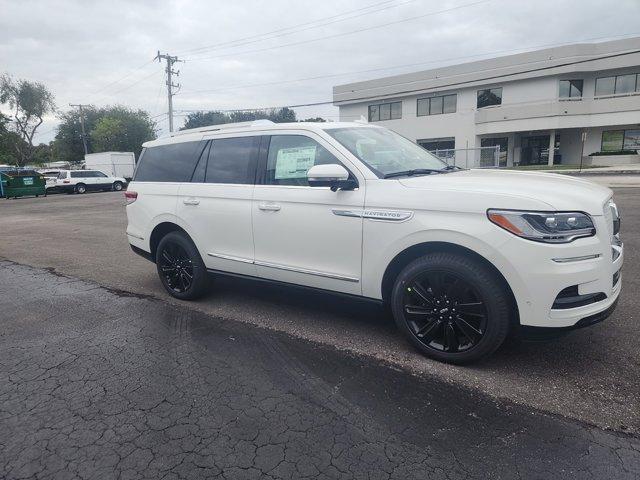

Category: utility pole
[155, 51, 182, 132]
[69, 103, 91, 155]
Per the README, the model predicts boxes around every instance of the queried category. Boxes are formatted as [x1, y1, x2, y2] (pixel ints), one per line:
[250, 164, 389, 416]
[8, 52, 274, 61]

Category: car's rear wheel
[156, 231, 210, 300]
[391, 252, 511, 364]
[75, 183, 86, 194]
[112, 181, 123, 191]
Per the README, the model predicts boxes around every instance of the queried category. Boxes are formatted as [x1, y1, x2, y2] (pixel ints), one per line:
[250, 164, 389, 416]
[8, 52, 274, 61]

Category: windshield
[326, 127, 447, 177]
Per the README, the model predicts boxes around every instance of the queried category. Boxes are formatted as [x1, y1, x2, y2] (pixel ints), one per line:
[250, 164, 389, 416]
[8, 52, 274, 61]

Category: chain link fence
[428, 146, 502, 169]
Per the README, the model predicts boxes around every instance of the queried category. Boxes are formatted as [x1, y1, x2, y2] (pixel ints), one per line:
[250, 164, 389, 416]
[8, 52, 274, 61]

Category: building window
[559, 79, 583, 99]
[601, 129, 640, 152]
[477, 88, 502, 108]
[417, 94, 457, 116]
[595, 74, 639, 96]
[368, 101, 402, 121]
[417, 137, 455, 151]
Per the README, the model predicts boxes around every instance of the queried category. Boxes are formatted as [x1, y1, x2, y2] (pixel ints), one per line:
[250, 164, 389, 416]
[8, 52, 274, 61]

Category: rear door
[177, 134, 259, 277]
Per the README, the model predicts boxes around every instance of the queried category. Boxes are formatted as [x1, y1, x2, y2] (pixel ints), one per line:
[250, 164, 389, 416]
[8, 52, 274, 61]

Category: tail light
[124, 191, 138, 205]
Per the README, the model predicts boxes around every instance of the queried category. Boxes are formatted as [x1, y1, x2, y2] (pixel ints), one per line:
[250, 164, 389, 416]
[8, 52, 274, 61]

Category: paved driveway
[1, 262, 639, 479]
[0, 188, 638, 436]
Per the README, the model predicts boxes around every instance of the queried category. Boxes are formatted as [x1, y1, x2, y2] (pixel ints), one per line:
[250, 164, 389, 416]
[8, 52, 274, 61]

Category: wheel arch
[149, 222, 191, 262]
[380, 241, 519, 324]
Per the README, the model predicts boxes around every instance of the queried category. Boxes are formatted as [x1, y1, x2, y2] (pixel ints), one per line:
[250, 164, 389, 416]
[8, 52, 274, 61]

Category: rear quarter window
[134, 141, 206, 182]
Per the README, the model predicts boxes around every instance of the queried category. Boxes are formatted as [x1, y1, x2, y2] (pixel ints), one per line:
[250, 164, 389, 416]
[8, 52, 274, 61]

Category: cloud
[1, 0, 639, 142]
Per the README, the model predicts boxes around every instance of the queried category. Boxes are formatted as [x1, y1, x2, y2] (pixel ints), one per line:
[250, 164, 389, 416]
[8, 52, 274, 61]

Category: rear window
[206, 136, 259, 184]
[134, 141, 206, 182]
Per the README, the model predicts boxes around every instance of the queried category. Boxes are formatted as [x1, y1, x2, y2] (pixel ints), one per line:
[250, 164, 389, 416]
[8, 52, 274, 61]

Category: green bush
[589, 150, 638, 156]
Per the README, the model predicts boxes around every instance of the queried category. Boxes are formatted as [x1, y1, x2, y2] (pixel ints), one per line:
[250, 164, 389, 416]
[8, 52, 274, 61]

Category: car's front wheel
[155, 231, 210, 300]
[112, 181, 123, 191]
[75, 183, 86, 194]
[391, 252, 511, 364]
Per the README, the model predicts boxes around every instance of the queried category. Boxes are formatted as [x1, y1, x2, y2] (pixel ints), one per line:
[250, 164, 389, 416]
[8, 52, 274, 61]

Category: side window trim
[189, 140, 211, 183]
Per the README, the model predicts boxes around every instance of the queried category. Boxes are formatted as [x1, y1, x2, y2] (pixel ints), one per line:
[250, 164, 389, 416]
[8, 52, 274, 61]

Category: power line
[178, 0, 419, 57]
[174, 47, 640, 114]
[90, 59, 155, 95]
[177, 32, 640, 97]
[184, 0, 490, 62]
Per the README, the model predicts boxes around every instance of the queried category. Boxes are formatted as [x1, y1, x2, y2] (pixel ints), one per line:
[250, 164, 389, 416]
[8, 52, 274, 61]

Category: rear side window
[265, 135, 344, 186]
[134, 141, 205, 182]
[205, 136, 259, 184]
[70, 172, 86, 178]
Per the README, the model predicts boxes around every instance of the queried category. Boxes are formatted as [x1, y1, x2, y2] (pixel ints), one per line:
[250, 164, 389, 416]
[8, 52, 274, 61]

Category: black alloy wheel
[155, 231, 210, 300]
[158, 242, 194, 294]
[391, 252, 511, 364]
[402, 271, 487, 354]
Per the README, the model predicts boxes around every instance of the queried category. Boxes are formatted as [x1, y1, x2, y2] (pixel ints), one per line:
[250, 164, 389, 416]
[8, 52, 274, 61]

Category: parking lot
[0, 188, 639, 477]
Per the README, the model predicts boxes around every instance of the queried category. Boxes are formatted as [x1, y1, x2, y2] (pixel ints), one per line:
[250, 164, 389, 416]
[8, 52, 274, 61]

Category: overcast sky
[1, 0, 639, 144]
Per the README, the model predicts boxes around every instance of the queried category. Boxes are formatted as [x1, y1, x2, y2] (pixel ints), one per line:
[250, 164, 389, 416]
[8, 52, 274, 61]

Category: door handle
[183, 198, 200, 206]
[258, 202, 281, 211]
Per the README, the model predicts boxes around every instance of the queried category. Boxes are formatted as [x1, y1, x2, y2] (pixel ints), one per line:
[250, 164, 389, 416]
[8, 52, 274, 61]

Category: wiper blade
[383, 169, 444, 179]
[441, 165, 464, 171]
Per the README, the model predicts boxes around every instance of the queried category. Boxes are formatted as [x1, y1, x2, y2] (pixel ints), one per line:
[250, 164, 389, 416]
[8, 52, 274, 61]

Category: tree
[181, 107, 298, 130]
[0, 74, 56, 166]
[54, 106, 156, 162]
[54, 106, 102, 164]
[89, 106, 156, 159]
[301, 117, 327, 122]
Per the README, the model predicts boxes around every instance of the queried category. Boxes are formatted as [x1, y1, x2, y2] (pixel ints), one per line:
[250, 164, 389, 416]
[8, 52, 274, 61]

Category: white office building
[333, 37, 640, 168]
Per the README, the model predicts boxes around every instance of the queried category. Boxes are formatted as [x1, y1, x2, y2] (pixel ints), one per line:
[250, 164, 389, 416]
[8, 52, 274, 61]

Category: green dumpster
[0, 169, 46, 199]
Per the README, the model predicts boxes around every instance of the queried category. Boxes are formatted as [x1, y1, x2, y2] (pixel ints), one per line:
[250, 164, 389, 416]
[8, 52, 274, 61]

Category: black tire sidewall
[113, 182, 123, 191]
[391, 252, 511, 364]
[155, 231, 209, 300]
[75, 184, 86, 194]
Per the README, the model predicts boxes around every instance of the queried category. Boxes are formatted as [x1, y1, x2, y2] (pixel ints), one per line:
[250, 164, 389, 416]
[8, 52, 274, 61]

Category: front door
[252, 133, 365, 295]
[177, 135, 260, 277]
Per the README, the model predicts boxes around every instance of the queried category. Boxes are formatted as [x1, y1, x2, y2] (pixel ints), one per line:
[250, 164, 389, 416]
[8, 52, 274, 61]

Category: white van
[125, 120, 623, 363]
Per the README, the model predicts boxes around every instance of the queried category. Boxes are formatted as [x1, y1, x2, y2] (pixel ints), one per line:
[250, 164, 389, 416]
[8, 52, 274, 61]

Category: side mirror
[307, 164, 356, 191]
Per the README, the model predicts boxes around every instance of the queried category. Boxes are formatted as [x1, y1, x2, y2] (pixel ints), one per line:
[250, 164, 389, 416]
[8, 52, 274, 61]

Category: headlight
[487, 209, 595, 243]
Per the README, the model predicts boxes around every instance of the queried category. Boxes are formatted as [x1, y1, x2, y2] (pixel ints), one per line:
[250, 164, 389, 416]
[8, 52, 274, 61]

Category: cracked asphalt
[1, 261, 640, 479]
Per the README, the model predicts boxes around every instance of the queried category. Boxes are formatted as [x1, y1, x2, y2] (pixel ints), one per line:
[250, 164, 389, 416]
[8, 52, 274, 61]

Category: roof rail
[169, 119, 275, 137]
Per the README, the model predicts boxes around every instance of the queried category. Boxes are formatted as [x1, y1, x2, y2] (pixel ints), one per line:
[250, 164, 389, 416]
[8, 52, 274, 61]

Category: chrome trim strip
[254, 260, 359, 282]
[331, 209, 413, 222]
[332, 209, 363, 218]
[552, 254, 601, 263]
[207, 252, 254, 264]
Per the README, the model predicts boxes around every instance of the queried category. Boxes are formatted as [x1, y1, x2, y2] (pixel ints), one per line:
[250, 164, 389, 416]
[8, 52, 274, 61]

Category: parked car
[38, 169, 62, 192]
[125, 120, 623, 364]
[84, 152, 135, 181]
[56, 170, 127, 194]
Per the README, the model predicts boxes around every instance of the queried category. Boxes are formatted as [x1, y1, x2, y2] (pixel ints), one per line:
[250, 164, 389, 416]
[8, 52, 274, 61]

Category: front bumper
[496, 211, 623, 329]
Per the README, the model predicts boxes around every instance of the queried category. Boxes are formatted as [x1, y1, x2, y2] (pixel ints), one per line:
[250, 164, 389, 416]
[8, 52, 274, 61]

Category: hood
[398, 169, 612, 215]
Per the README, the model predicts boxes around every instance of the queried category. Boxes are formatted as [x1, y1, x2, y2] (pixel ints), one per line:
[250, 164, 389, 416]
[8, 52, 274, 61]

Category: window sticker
[275, 146, 316, 179]
[23, 177, 34, 185]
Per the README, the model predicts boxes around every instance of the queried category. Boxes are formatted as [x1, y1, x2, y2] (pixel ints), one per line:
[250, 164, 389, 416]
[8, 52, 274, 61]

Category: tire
[391, 252, 511, 364]
[155, 231, 210, 300]
[112, 181, 123, 191]
[75, 183, 86, 194]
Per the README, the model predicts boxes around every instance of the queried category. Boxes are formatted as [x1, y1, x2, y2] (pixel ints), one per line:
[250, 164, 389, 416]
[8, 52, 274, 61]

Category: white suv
[56, 169, 127, 194]
[125, 120, 623, 363]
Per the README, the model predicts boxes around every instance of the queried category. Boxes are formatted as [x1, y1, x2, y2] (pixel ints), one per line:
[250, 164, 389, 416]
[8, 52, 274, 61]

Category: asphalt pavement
[0, 187, 638, 440]
[1, 261, 639, 479]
